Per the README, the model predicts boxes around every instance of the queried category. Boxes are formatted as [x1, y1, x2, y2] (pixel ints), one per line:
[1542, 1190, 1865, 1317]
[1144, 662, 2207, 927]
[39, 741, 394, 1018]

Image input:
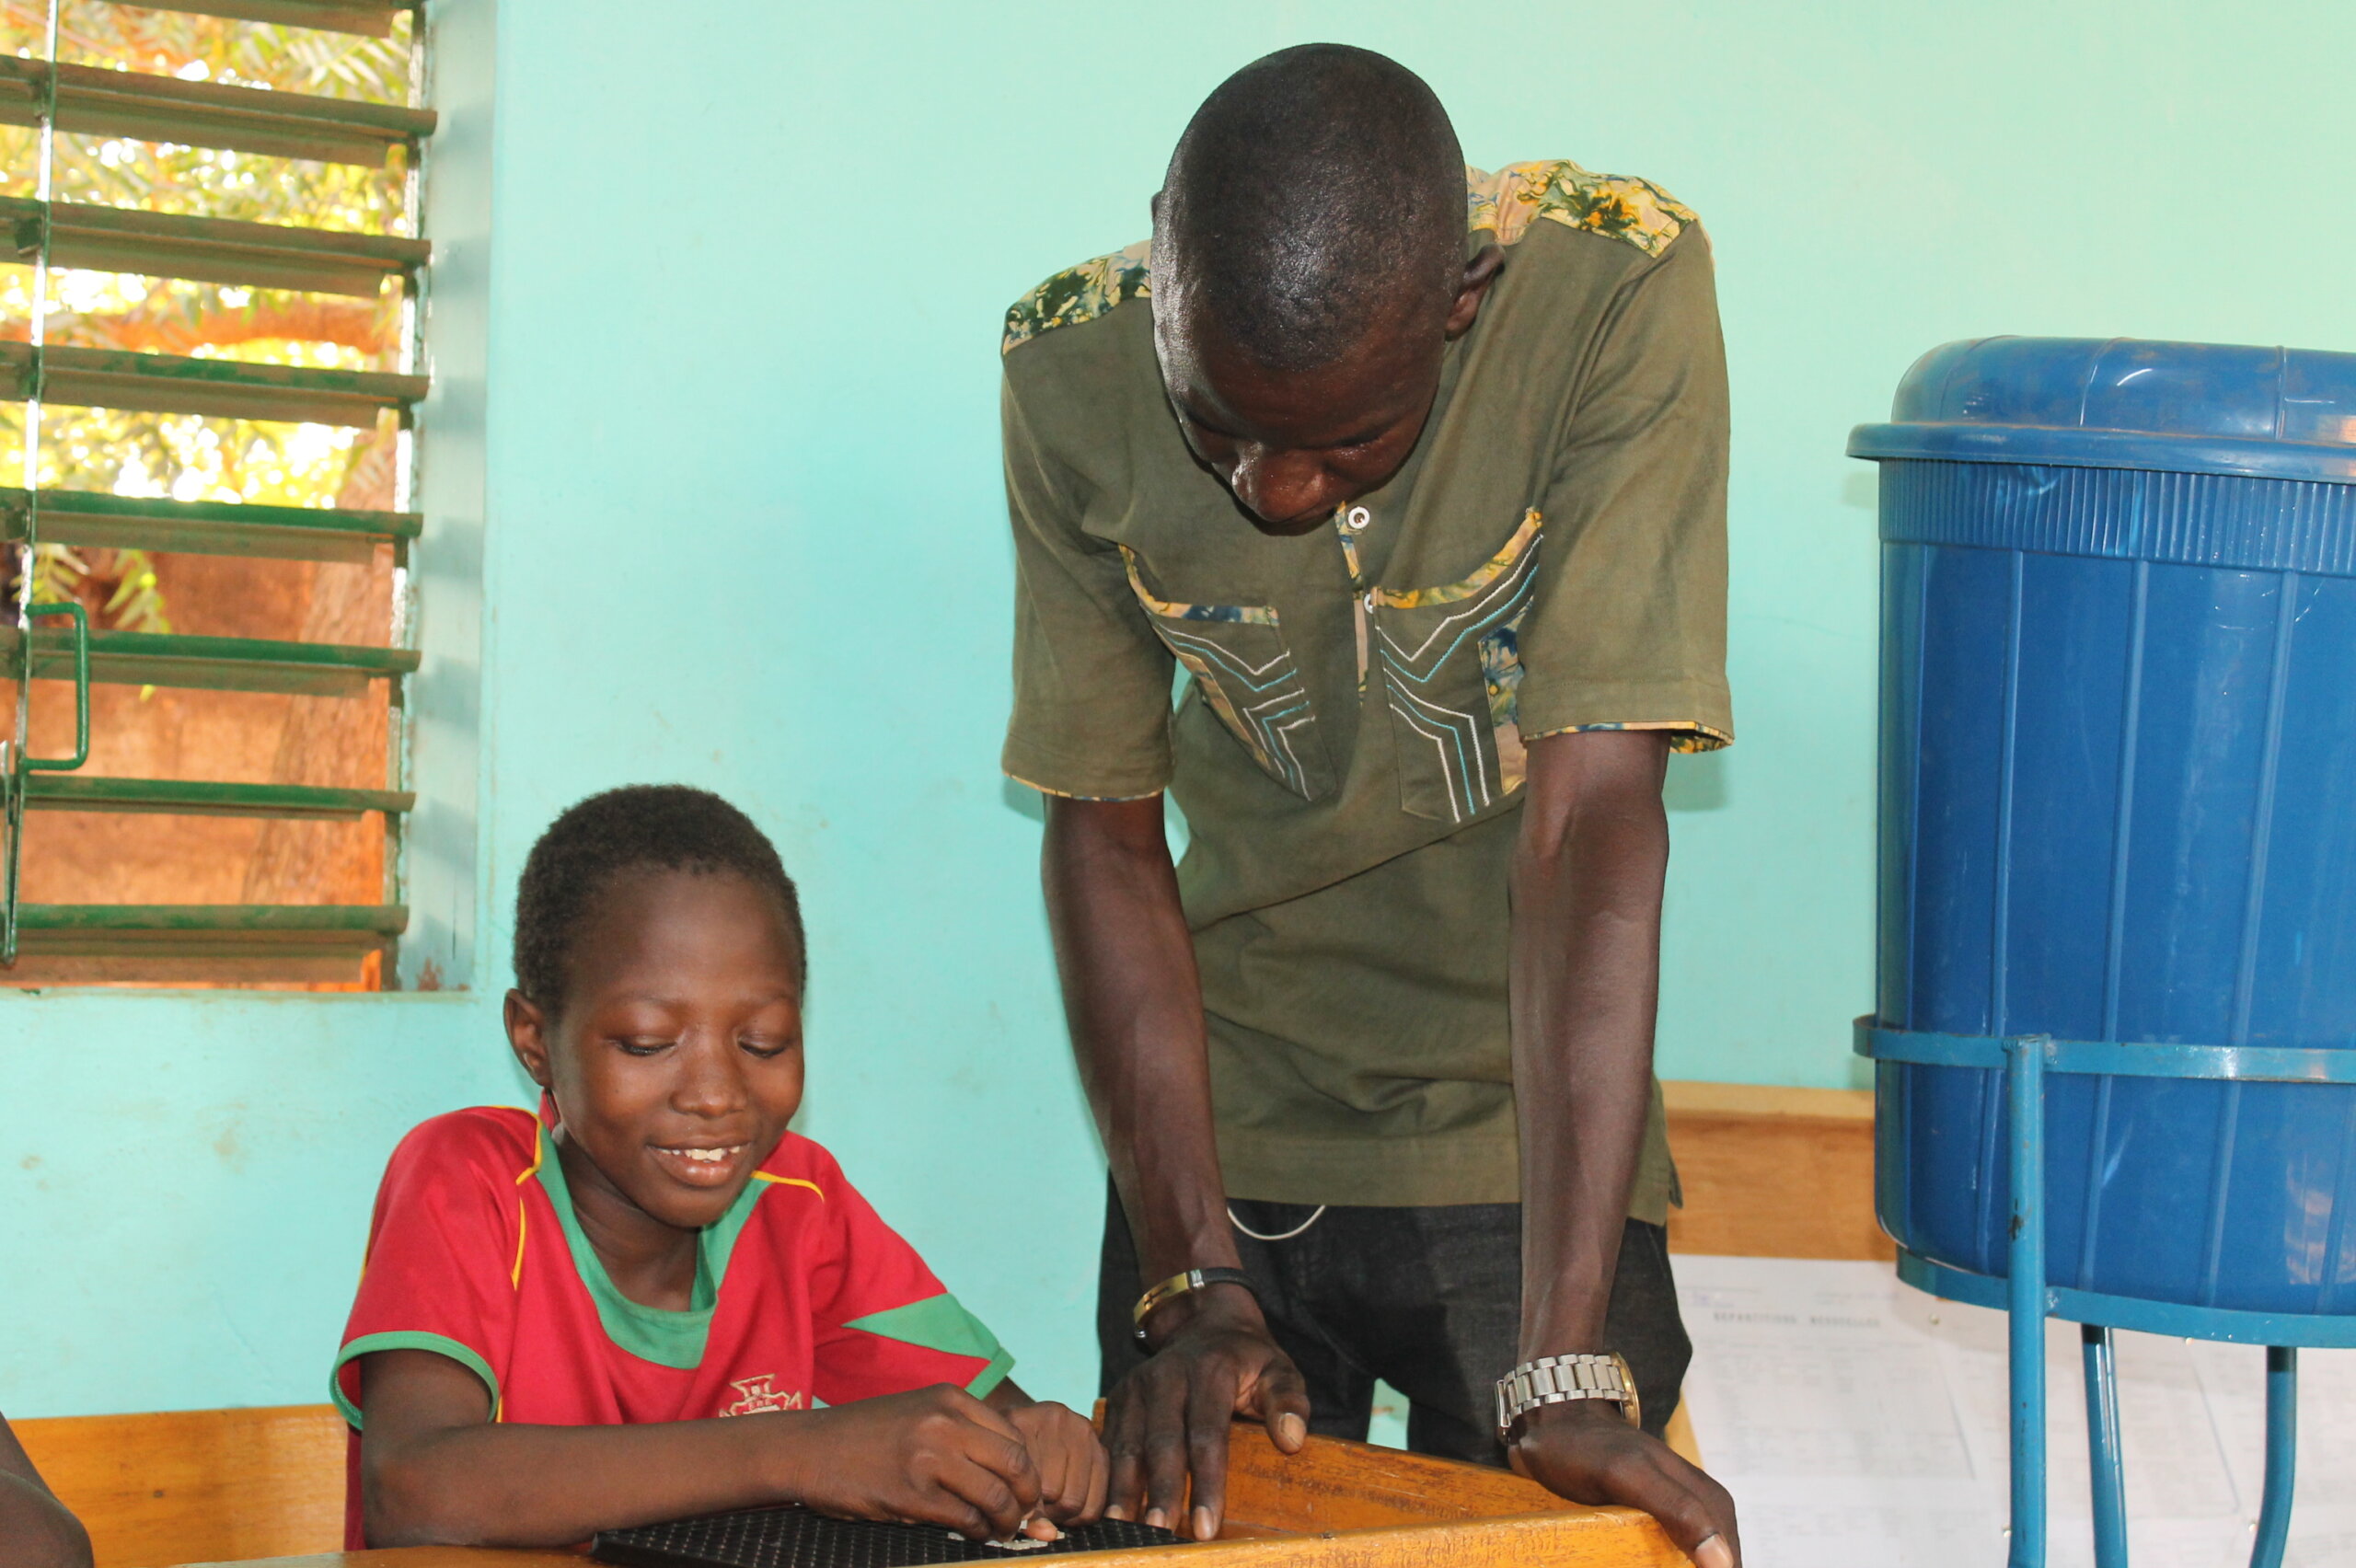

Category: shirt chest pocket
[1367, 509, 1543, 824]
[1120, 549, 1336, 801]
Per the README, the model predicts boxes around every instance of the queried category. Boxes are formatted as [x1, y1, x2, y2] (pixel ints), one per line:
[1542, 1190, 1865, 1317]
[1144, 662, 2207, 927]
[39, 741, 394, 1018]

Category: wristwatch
[1495, 1351, 1641, 1442]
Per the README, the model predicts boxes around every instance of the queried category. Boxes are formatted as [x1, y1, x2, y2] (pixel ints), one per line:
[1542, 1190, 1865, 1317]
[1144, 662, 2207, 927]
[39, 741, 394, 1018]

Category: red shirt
[333, 1106, 1011, 1547]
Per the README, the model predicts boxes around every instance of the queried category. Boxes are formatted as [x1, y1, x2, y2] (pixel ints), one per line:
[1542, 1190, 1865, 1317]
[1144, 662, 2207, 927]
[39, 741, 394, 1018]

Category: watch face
[1611, 1351, 1643, 1432]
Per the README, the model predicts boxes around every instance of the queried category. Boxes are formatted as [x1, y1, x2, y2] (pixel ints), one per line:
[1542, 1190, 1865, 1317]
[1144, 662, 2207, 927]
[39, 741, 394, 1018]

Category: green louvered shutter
[2, 0, 429, 984]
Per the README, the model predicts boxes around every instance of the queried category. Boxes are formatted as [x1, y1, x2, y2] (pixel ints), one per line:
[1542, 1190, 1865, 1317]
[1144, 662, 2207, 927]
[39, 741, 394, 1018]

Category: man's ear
[504, 988, 556, 1089]
[1445, 244, 1507, 340]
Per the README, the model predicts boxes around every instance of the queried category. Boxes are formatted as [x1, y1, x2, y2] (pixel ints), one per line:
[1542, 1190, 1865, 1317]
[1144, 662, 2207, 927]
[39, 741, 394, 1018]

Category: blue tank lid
[1848, 337, 2356, 483]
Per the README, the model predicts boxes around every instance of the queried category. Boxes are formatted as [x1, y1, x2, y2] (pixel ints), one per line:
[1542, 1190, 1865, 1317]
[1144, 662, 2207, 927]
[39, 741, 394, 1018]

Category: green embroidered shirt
[999, 163, 1732, 1216]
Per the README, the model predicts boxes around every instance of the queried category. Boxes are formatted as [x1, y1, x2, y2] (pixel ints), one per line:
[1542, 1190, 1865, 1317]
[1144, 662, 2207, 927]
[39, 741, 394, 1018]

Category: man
[999, 44, 1738, 1568]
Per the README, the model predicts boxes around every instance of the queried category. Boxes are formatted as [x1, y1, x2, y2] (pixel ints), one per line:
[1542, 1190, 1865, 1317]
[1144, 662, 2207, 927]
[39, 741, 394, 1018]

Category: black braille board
[592, 1506, 1189, 1568]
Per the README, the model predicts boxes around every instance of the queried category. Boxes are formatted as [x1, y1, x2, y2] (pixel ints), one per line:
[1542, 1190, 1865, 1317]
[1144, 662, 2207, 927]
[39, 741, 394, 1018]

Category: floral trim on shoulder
[1465, 161, 1695, 258]
[1001, 240, 1152, 354]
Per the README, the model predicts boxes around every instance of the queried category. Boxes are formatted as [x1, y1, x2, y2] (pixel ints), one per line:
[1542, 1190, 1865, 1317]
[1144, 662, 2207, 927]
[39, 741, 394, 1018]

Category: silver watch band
[1495, 1351, 1642, 1440]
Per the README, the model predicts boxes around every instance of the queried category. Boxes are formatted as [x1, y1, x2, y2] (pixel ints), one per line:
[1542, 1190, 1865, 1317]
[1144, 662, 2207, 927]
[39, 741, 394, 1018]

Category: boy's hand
[1002, 1401, 1109, 1535]
[790, 1385, 1043, 1540]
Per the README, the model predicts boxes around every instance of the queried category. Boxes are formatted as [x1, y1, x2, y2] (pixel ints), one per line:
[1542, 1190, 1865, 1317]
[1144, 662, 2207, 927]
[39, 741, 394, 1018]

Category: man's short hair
[513, 783, 804, 1011]
[1158, 44, 1464, 373]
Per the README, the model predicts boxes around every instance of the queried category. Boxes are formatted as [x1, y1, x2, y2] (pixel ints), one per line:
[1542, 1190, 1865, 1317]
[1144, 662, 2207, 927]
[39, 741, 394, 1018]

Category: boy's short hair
[513, 784, 804, 1010]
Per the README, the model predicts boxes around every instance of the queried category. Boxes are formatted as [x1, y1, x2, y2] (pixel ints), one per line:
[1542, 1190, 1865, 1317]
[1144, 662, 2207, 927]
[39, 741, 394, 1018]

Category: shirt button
[1345, 505, 1371, 532]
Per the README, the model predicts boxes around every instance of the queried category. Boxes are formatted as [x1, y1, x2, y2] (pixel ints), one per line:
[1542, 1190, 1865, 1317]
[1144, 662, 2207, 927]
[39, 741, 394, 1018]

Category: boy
[0, 1412, 92, 1568]
[336, 785, 1105, 1548]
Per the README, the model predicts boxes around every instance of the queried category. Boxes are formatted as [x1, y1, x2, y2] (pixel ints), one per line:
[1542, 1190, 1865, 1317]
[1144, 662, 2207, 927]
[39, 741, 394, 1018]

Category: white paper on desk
[1672, 1255, 2356, 1568]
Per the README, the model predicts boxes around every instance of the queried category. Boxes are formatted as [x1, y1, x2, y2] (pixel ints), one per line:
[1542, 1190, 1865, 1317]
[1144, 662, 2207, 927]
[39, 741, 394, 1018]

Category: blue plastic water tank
[1851, 338, 2356, 1314]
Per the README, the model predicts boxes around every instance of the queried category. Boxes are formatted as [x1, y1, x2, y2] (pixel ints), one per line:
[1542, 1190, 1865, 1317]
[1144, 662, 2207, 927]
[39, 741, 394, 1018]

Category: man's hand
[1001, 1400, 1109, 1535]
[795, 1385, 1045, 1541]
[1507, 1401, 1738, 1568]
[1103, 1286, 1310, 1541]
[1044, 798, 1302, 1541]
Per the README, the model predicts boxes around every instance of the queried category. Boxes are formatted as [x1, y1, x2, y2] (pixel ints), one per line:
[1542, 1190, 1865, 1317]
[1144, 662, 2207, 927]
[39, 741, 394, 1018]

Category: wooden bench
[14, 1402, 345, 1566]
[1661, 1080, 1884, 1261]
[15, 1080, 1877, 1566]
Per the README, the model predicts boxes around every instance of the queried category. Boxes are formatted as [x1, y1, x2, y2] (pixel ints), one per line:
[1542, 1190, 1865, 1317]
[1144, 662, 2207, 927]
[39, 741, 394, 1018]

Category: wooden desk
[182, 1544, 579, 1553]
[181, 1426, 1687, 1567]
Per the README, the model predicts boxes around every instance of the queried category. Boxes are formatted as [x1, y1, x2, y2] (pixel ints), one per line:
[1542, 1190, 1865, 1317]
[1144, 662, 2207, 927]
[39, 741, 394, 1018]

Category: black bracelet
[1130, 1266, 1258, 1343]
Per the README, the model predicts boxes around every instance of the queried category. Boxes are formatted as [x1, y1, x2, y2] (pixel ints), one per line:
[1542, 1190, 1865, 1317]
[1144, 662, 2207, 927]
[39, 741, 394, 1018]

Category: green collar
[534, 1125, 768, 1369]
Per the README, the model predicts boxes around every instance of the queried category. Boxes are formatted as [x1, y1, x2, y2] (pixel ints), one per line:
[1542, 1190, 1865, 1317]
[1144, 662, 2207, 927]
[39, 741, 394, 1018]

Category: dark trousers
[1097, 1182, 1691, 1465]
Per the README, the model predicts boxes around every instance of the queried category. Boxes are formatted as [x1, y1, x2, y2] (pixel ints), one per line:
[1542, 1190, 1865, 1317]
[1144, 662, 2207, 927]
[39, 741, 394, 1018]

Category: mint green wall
[5, 1, 2352, 1420]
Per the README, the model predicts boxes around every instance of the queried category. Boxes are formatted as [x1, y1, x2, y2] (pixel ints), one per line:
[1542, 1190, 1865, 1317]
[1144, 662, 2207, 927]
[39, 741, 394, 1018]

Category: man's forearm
[1508, 732, 1672, 1359]
[1043, 795, 1239, 1286]
[0, 1419, 92, 1568]
[0, 1476, 89, 1568]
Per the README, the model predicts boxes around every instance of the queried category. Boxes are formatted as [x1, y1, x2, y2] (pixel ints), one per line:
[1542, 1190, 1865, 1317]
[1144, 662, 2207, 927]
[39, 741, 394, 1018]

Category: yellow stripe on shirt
[512, 1131, 544, 1287]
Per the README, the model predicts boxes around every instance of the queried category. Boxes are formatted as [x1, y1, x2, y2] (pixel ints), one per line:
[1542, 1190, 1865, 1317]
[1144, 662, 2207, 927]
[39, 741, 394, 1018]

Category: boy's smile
[650, 1141, 751, 1182]
[504, 865, 808, 1309]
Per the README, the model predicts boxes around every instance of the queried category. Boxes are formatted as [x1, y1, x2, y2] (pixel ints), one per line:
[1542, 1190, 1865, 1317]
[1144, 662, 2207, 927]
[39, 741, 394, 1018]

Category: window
[1, 0, 433, 987]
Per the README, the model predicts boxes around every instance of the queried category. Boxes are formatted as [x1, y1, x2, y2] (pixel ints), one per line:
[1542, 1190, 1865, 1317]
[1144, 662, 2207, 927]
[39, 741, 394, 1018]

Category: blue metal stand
[2006, 1033, 2048, 1568]
[2252, 1348, 2297, 1568]
[1857, 1022, 2356, 1567]
[2082, 1326, 2128, 1568]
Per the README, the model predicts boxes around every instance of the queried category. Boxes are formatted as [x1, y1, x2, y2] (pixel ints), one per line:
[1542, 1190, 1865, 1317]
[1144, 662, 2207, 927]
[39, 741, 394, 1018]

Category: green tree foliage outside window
[4, 1, 414, 632]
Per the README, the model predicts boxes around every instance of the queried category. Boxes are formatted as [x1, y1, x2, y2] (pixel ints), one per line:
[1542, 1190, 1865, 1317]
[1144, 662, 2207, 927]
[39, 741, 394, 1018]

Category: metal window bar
[5, 0, 65, 968]
[3, 196, 429, 299]
[2, 0, 432, 984]
[0, 56, 435, 167]
[0, 341, 427, 428]
[156, 2, 414, 38]
[2, 488, 422, 566]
